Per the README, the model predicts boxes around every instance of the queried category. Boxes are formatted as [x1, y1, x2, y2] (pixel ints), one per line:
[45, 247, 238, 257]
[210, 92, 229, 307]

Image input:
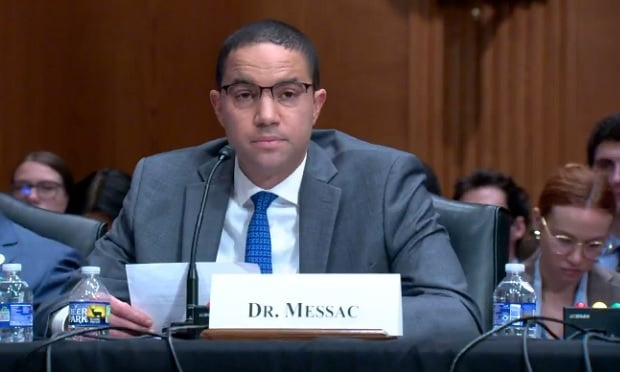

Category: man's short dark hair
[215, 19, 320, 89]
[453, 168, 531, 225]
[586, 113, 620, 166]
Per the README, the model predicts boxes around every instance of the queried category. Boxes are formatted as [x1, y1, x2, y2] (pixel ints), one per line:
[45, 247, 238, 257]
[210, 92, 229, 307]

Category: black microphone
[171, 145, 233, 338]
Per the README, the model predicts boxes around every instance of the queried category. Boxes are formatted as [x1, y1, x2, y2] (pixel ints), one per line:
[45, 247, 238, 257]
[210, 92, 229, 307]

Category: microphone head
[218, 145, 234, 160]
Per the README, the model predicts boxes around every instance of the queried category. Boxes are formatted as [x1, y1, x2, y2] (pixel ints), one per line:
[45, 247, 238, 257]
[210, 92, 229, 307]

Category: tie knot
[251, 191, 277, 213]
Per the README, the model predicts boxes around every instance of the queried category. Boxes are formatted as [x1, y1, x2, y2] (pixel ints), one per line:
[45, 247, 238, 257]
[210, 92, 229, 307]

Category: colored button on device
[575, 302, 587, 308]
[611, 303, 620, 309]
[592, 301, 608, 309]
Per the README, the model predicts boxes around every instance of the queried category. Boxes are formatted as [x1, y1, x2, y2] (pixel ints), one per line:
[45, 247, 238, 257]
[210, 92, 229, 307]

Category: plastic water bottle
[68, 266, 111, 341]
[493, 263, 537, 337]
[0, 263, 34, 343]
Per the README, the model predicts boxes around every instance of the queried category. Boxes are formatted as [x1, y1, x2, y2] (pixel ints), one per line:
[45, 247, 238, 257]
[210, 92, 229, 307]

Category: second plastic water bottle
[493, 263, 537, 337]
[0, 263, 33, 343]
[68, 266, 111, 341]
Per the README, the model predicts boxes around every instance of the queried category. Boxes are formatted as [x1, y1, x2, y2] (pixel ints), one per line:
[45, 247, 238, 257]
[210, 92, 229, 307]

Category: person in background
[39, 19, 480, 340]
[66, 169, 132, 228]
[587, 112, 620, 271]
[0, 211, 82, 315]
[10, 151, 73, 213]
[453, 168, 531, 262]
[524, 164, 620, 339]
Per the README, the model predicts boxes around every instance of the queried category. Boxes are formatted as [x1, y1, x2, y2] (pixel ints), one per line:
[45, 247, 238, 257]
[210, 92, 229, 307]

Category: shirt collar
[233, 154, 307, 207]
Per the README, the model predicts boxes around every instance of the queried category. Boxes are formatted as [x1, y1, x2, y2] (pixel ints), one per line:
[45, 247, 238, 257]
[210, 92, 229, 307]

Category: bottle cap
[505, 263, 525, 273]
[2, 263, 22, 272]
[81, 266, 101, 275]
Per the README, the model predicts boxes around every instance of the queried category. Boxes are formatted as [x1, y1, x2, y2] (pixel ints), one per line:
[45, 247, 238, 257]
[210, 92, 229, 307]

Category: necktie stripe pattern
[245, 191, 277, 274]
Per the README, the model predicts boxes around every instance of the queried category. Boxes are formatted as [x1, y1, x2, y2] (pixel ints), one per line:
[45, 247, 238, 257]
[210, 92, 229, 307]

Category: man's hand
[109, 296, 154, 337]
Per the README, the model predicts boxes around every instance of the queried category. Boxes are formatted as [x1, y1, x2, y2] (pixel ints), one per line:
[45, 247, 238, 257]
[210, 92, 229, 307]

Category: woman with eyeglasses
[10, 151, 74, 213]
[526, 163, 620, 338]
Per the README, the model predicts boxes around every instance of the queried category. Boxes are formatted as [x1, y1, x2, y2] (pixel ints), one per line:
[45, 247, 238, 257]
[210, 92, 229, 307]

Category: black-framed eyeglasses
[220, 81, 313, 109]
[540, 216, 606, 260]
[11, 181, 63, 200]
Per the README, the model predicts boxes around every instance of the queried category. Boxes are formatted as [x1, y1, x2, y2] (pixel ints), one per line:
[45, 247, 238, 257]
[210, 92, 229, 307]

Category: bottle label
[69, 301, 110, 327]
[0, 303, 33, 328]
[493, 302, 536, 328]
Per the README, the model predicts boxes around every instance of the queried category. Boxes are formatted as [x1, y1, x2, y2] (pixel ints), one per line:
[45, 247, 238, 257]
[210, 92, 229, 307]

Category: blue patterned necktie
[245, 191, 277, 274]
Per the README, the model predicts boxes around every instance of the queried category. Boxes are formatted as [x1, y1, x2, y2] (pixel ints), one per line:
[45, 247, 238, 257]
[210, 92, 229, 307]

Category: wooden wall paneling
[407, 1, 448, 193]
[0, 3, 20, 187]
[406, 0, 433, 164]
[439, 0, 571, 200]
[574, 0, 620, 130]
[490, 3, 509, 175]
[459, 5, 483, 189]
[525, 2, 546, 199]
[3, 0, 620, 204]
[561, 0, 581, 167]
[442, 5, 467, 189]
[511, 5, 528, 185]
[308, 1, 411, 150]
[1, 2, 84, 187]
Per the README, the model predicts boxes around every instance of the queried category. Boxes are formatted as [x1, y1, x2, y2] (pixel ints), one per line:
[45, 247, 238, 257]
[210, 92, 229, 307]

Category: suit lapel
[298, 143, 341, 273]
[180, 142, 342, 270]
[180, 157, 234, 263]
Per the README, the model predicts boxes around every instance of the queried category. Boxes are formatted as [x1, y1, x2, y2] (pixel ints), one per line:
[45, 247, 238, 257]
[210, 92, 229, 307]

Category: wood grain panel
[414, 0, 620, 200]
[2, 0, 620, 206]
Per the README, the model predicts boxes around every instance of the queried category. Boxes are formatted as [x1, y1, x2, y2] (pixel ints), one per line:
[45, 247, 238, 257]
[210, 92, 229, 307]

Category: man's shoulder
[132, 138, 228, 179]
[142, 138, 228, 165]
[310, 129, 418, 163]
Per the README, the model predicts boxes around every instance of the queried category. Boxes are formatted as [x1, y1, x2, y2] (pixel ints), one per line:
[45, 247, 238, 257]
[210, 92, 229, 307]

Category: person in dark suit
[523, 164, 620, 339]
[0, 212, 82, 315]
[587, 113, 620, 271]
[453, 168, 532, 262]
[42, 19, 480, 340]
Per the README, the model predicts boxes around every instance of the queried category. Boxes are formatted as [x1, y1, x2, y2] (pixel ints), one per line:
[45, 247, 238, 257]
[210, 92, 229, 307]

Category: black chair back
[0, 192, 107, 258]
[432, 196, 511, 331]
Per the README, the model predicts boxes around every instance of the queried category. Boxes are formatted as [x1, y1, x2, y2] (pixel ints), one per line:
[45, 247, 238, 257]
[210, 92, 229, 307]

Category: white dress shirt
[52, 154, 307, 334]
[215, 155, 306, 273]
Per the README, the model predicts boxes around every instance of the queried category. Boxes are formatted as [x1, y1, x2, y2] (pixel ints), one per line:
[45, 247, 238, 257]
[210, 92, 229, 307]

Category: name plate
[209, 273, 402, 336]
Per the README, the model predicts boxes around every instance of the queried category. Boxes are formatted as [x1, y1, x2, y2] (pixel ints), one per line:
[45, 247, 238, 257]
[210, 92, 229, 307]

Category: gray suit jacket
[42, 129, 481, 339]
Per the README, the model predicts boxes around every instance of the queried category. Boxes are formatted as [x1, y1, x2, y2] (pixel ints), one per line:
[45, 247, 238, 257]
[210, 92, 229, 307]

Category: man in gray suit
[45, 19, 481, 339]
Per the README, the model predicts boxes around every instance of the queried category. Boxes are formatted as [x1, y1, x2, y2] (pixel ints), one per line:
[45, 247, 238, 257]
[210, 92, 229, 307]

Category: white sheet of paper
[126, 262, 260, 333]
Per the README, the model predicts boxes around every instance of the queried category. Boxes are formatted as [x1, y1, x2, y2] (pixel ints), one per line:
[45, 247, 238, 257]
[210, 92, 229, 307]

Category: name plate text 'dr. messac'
[208, 273, 403, 336]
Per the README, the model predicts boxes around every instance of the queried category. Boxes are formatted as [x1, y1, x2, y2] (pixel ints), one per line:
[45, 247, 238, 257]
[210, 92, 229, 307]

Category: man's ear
[312, 88, 327, 125]
[210, 90, 224, 127]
